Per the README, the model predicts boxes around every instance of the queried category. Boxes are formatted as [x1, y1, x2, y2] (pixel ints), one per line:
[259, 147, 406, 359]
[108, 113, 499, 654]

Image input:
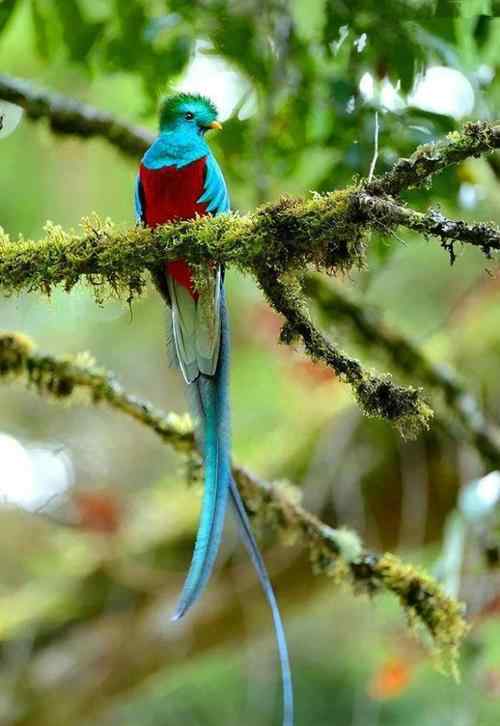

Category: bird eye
[184, 112, 194, 120]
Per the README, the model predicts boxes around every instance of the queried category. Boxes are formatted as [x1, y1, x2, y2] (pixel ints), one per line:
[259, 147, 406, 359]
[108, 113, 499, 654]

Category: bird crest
[159, 93, 218, 130]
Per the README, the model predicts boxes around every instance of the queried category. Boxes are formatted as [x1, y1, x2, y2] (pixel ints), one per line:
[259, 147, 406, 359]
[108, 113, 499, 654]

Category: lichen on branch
[357, 192, 500, 258]
[306, 275, 500, 469]
[256, 272, 432, 437]
[0, 331, 194, 448]
[1, 78, 499, 442]
[0, 332, 467, 671]
[0, 186, 488, 438]
[366, 121, 500, 196]
[0, 190, 367, 300]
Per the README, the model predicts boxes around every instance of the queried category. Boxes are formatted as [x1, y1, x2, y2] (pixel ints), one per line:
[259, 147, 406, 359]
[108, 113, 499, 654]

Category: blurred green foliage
[1, 1, 500, 725]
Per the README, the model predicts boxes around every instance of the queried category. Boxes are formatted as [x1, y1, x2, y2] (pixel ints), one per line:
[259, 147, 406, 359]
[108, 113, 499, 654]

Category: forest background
[1, 1, 500, 724]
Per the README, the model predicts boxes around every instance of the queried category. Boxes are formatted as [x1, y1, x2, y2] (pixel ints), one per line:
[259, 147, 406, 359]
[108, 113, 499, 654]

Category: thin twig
[368, 111, 379, 183]
[366, 121, 500, 197]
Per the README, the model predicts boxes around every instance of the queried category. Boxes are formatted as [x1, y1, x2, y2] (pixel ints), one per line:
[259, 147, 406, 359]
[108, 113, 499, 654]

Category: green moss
[260, 270, 433, 436]
[1, 129, 495, 439]
[310, 546, 351, 582]
[356, 373, 433, 439]
[251, 188, 367, 278]
[368, 120, 500, 196]
[0, 187, 368, 304]
[0, 331, 34, 376]
[375, 554, 468, 677]
[446, 130, 461, 143]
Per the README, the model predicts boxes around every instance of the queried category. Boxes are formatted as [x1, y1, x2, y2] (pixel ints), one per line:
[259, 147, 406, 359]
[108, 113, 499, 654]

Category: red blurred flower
[369, 657, 413, 700]
[73, 490, 122, 535]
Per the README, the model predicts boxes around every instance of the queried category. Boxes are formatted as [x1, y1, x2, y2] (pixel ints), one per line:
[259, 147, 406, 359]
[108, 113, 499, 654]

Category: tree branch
[0, 190, 496, 306]
[1, 78, 499, 438]
[366, 121, 500, 196]
[0, 332, 467, 669]
[0, 193, 367, 299]
[306, 275, 500, 469]
[257, 272, 432, 436]
[0, 190, 492, 435]
[357, 192, 500, 258]
[0, 74, 153, 157]
[1, 208, 434, 434]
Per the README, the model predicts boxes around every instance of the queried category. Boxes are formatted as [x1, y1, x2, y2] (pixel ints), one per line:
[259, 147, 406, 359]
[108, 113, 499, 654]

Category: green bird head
[159, 93, 222, 136]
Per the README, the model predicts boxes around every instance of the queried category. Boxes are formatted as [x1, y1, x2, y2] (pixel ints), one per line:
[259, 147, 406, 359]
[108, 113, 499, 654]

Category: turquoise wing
[197, 151, 230, 214]
[134, 174, 145, 223]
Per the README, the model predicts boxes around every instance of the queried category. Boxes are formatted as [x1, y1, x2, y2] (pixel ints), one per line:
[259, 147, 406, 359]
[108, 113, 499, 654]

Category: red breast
[139, 157, 208, 226]
[140, 157, 209, 299]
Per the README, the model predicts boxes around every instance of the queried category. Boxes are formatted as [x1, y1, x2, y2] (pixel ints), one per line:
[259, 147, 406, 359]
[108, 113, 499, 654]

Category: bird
[134, 92, 293, 726]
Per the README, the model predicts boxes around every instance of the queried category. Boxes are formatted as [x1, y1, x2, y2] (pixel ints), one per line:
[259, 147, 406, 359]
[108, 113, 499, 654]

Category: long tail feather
[172, 290, 231, 620]
[230, 478, 294, 726]
[170, 289, 294, 724]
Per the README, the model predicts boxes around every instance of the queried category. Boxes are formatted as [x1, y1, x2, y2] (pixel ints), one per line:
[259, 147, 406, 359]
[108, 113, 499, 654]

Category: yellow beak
[208, 120, 223, 131]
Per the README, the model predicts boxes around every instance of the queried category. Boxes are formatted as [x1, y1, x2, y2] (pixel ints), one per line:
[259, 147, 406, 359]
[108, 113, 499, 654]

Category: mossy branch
[306, 275, 500, 469]
[1, 205, 431, 434]
[0, 192, 367, 300]
[366, 121, 500, 196]
[357, 192, 500, 259]
[257, 272, 432, 437]
[0, 332, 467, 670]
[1, 76, 499, 436]
[0, 191, 496, 303]
[1, 185, 493, 437]
[0, 73, 154, 157]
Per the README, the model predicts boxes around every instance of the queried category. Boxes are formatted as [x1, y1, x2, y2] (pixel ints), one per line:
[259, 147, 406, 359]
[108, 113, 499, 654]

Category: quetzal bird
[134, 93, 293, 726]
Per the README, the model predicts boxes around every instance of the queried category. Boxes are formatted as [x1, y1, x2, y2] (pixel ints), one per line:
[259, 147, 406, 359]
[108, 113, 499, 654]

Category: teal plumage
[135, 93, 293, 725]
